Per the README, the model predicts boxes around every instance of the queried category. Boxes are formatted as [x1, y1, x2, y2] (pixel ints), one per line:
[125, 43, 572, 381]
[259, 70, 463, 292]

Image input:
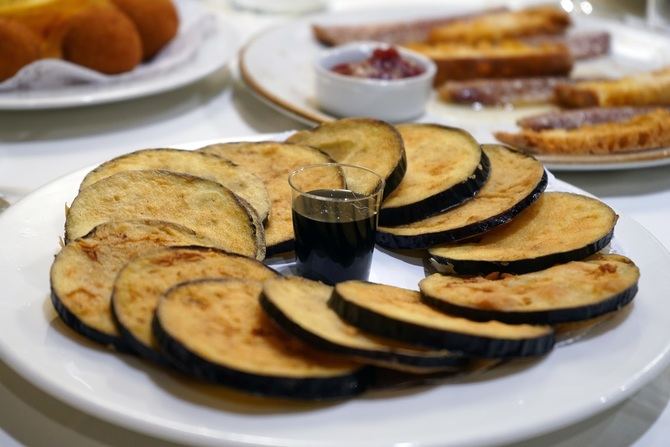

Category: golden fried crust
[0, 18, 41, 81]
[62, 5, 142, 74]
[111, 0, 178, 59]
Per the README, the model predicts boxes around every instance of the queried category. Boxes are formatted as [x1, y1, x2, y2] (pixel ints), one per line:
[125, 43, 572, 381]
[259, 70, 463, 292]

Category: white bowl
[314, 42, 436, 122]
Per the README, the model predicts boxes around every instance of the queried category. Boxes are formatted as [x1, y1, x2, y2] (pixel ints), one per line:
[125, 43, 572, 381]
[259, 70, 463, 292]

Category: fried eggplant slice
[154, 279, 369, 399]
[65, 170, 264, 260]
[429, 192, 618, 275]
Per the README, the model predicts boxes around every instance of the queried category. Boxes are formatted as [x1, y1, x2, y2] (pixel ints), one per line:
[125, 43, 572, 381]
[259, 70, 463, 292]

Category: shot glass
[289, 163, 385, 285]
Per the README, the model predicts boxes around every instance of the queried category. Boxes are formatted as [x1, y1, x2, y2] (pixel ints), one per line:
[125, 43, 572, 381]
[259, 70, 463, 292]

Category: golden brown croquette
[0, 18, 41, 81]
[111, 0, 178, 60]
[61, 6, 143, 75]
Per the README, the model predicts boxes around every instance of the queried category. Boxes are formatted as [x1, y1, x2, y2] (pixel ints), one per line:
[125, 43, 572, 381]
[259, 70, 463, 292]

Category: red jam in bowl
[330, 47, 425, 80]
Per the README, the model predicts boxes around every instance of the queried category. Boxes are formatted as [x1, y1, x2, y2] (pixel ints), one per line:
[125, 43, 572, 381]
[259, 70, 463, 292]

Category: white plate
[239, 2, 670, 171]
[2, 136, 670, 447]
[0, 0, 239, 110]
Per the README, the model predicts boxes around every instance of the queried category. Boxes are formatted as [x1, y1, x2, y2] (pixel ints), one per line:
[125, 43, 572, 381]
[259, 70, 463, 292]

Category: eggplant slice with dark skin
[377, 144, 547, 250]
[154, 278, 370, 400]
[50, 220, 222, 350]
[429, 192, 618, 275]
[261, 276, 467, 372]
[79, 148, 271, 223]
[112, 246, 278, 364]
[65, 169, 265, 260]
[199, 141, 340, 257]
[287, 118, 407, 200]
[420, 254, 639, 325]
[378, 124, 490, 226]
[330, 281, 555, 358]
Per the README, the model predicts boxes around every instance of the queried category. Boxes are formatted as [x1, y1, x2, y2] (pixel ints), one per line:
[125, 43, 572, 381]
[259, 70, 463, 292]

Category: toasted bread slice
[522, 31, 610, 60]
[438, 76, 571, 106]
[312, 8, 508, 46]
[495, 109, 670, 155]
[287, 118, 406, 199]
[65, 170, 265, 259]
[79, 148, 271, 222]
[406, 40, 573, 85]
[199, 142, 339, 256]
[50, 220, 221, 349]
[427, 6, 570, 44]
[555, 67, 670, 108]
[516, 106, 666, 131]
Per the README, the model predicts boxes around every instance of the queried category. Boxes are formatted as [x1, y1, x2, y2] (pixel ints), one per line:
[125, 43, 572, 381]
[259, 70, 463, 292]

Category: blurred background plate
[0, 0, 239, 110]
[239, 1, 670, 171]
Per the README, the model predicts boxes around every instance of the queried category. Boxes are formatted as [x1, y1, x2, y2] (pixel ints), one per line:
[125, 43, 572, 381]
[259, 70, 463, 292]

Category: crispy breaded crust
[555, 67, 670, 108]
[495, 109, 670, 155]
[0, 18, 41, 81]
[111, 0, 178, 60]
[427, 6, 570, 44]
[61, 5, 142, 74]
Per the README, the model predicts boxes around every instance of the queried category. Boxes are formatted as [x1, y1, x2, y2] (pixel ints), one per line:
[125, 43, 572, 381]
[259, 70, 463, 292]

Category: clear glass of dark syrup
[289, 163, 385, 285]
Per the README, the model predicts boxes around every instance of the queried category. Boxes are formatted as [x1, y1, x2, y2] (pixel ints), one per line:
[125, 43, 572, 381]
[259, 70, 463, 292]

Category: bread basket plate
[239, 1, 670, 171]
[0, 0, 239, 110]
[2, 133, 670, 447]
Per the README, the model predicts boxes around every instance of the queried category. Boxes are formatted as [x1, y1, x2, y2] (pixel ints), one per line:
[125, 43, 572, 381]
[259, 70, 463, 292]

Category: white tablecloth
[2, 1, 670, 446]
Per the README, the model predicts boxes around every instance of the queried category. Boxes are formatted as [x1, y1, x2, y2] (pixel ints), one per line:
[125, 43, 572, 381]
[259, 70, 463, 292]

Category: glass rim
[288, 162, 385, 202]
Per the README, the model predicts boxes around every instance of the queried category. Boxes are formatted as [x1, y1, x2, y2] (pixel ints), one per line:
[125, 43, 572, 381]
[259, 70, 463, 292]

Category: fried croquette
[111, 0, 178, 60]
[0, 18, 41, 81]
[62, 6, 142, 75]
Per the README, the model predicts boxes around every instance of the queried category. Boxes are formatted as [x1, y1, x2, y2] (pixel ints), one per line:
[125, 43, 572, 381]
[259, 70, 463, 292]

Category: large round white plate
[1, 136, 670, 447]
[239, 1, 670, 171]
[0, 0, 239, 110]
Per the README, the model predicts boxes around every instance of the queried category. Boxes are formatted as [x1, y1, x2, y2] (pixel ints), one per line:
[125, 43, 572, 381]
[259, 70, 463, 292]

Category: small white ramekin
[314, 42, 436, 122]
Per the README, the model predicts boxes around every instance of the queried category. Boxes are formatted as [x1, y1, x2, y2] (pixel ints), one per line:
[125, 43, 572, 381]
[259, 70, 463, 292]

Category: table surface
[2, 1, 670, 446]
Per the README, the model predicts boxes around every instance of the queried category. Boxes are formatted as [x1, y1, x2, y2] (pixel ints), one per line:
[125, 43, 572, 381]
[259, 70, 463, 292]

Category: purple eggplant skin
[329, 287, 555, 359]
[50, 287, 130, 352]
[259, 292, 467, 370]
[265, 239, 295, 258]
[376, 170, 548, 250]
[379, 151, 491, 227]
[110, 246, 280, 366]
[430, 228, 613, 276]
[421, 280, 637, 325]
[152, 315, 371, 400]
[383, 147, 408, 200]
[111, 306, 171, 366]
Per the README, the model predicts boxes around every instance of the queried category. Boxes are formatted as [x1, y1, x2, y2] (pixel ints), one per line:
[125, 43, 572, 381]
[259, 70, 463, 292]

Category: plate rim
[0, 0, 240, 110]
[2, 135, 670, 446]
[239, 32, 332, 125]
[238, 4, 670, 171]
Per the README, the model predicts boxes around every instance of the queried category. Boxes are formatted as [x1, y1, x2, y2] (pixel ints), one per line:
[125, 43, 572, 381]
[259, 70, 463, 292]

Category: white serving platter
[1, 136, 670, 447]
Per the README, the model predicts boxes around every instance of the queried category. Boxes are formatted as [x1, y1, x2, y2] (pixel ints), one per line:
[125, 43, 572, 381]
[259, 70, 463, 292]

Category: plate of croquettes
[0, 0, 239, 109]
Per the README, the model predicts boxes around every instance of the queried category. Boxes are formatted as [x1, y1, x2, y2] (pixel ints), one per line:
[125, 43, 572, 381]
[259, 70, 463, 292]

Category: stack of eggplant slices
[50, 118, 639, 400]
